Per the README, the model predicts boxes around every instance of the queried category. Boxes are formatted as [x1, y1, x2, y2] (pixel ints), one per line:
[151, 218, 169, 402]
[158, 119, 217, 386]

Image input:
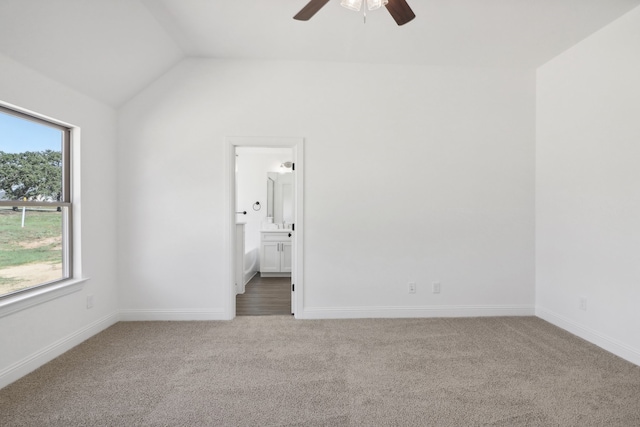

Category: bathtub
[242, 247, 259, 287]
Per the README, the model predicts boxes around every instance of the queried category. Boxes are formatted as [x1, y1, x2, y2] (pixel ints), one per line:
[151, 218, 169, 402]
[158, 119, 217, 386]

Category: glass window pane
[0, 111, 63, 202]
[0, 206, 64, 296]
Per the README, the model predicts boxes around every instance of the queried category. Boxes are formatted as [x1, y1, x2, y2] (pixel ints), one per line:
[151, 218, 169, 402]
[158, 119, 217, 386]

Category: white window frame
[0, 103, 85, 317]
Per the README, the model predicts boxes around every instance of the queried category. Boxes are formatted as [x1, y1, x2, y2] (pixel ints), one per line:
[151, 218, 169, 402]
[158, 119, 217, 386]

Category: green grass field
[0, 208, 62, 285]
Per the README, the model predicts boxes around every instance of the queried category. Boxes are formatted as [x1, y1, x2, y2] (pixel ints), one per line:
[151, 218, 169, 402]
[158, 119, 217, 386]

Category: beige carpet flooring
[1, 316, 639, 426]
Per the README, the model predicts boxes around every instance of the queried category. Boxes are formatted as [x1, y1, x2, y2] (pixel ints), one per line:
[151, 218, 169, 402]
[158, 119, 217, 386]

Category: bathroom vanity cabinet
[260, 231, 292, 276]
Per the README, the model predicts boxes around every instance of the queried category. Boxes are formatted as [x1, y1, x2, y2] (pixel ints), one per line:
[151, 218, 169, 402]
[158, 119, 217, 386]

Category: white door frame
[225, 136, 304, 319]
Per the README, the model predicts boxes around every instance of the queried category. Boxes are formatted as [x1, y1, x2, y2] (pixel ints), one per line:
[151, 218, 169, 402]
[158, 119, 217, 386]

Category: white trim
[536, 307, 640, 367]
[70, 126, 83, 280]
[0, 311, 118, 389]
[0, 100, 78, 129]
[0, 278, 88, 319]
[118, 309, 228, 321]
[225, 139, 235, 319]
[225, 136, 304, 319]
[243, 270, 257, 287]
[259, 272, 291, 278]
[301, 305, 535, 319]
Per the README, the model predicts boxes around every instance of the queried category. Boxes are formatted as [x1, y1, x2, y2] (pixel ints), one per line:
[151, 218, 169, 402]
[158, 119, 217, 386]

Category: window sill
[0, 278, 88, 319]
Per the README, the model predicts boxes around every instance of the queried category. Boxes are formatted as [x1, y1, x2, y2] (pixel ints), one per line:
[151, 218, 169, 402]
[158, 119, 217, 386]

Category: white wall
[536, 6, 640, 365]
[0, 53, 119, 387]
[118, 58, 536, 320]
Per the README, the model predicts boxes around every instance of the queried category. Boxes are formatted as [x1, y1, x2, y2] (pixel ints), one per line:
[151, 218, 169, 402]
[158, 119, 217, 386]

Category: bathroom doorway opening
[226, 137, 304, 319]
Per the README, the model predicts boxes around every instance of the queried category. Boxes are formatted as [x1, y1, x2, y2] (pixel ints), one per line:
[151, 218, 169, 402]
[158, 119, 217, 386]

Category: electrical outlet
[408, 282, 416, 294]
[86, 295, 94, 309]
[579, 297, 587, 311]
[432, 282, 441, 294]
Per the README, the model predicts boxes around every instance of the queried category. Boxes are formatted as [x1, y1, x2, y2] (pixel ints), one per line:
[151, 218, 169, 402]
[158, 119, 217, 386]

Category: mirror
[266, 172, 293, 225]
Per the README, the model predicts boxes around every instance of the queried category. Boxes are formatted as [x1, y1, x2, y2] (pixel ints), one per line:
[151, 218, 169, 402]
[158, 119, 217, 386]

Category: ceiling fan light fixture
[340, 0, 362, 12]
[295, 0, 415, 26]
[366, 0, 388, 11]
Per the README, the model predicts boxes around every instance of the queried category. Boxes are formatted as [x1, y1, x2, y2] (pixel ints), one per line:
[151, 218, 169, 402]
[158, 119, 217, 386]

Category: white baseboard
[243, 270, 257, 286]
[536, 307, 640, 367]
[0, 311, 118, 389]
[300, 304, 535, 319]
[119, 308, 228, 321]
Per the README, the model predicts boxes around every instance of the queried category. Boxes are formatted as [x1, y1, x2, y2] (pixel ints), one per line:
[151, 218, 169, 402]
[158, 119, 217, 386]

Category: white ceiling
[0, 0, 639, 107]
[145, 0, 640, 67]
[0, 0, 183, 107]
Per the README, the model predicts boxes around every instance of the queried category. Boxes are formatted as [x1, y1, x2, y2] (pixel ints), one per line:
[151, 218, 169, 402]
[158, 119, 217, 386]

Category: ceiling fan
[294, 0, 416, 26]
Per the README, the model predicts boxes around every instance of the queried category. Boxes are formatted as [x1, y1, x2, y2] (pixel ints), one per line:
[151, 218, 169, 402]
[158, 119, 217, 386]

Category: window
[0, 105, 73, 298]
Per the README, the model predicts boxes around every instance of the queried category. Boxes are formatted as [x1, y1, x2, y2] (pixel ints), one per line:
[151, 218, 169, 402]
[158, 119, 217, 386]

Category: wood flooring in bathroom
[236, 275, 292, 316]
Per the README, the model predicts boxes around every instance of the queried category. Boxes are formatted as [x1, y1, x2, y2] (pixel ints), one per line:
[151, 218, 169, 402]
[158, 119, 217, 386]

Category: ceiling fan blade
[385, 0, 416, 26]
[294, 0, 331, 21]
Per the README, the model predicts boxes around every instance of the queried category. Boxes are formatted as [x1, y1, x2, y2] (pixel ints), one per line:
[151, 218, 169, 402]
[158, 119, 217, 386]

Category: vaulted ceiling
[0, 0, 639, 107]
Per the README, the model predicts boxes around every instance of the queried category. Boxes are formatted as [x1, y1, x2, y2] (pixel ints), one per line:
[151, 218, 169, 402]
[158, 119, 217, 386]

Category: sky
[0, 111, 62, 153]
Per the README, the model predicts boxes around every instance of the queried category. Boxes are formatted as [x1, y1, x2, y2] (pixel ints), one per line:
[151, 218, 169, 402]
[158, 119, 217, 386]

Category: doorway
[236, 276, 291, 316]
[226, 137, 304, 320]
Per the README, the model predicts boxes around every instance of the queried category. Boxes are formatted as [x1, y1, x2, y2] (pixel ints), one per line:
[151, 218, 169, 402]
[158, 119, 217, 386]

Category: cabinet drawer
[261, 232, 291, 242]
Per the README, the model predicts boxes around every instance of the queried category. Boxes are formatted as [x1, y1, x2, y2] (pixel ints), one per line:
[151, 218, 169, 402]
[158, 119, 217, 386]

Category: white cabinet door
[260, 242, 281, 273]
[281, 242, 292, 273]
